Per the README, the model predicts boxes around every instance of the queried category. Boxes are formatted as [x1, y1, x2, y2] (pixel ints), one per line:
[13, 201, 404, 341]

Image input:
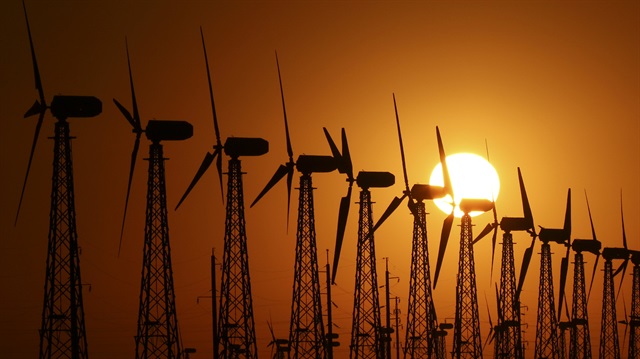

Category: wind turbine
[324, 128, 395, 359]
[515, 189, 571, 359]
[17, 3, 101, 358]
[114, 41, 191, 359]
[174, 29, 267, 359]
[481, 167, 535, 359]
[372, 95, 452, 359]
[250, 54, 334, 359]
[429, 148, 496, 358]
[597, 194, 632, 359]
[267, 320, 290, 359]
[565, 192, 601, 359]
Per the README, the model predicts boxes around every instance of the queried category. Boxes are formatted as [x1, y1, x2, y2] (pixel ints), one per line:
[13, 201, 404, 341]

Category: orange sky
[1, 1, 638, 358]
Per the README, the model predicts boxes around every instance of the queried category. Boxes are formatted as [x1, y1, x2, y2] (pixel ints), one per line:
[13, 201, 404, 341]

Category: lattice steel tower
[217, 158, 259, 358]
[598, 248, 626, 359]
[451, 199, 493, 359]
[534, 241, 560, 359]
[496, 232, 523, 359]
[351, 184, 382, 359]
[135, 141, 185, 358]
[629, 250, 640, 359]
[16, 4, 102, 358]
[175, 30, 269, 359]
[403, 202, 438, 358]
[568, 249, 592, 359]
[288, 173, 327, 358]
[371, 101, 453, 359]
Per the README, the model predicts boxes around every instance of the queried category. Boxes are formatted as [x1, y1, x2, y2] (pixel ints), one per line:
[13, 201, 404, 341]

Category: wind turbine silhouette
[250, 53, 334, 358]
[324, 127, 395, 359]
[113, 40, 191, 358]
[174, 28, 267, 359]
[565, 191, 601, 359]
[17, 3, 101, 358]
[371, 95, 452, 359]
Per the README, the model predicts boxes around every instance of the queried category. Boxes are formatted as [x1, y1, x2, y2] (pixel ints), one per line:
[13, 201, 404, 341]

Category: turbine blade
[392, 94, 410, 192]
[113, 98, 136, 129]
[15, 110, 45, 225]
[615, 259, 629, 300]
[558, 256, 569, 320]
[433, 212, 454, 289]
[373, 194, 405, 232]
[517, 167, 535, 233]
[516, 239, 535, 301]
[200, 27, 221, 147]
[215, 147, 224, 202]
[124, 39, 140, 129]
[118, 131, 141, 256]
[587, 253, 600, 302]
[341, 128, 353, 179]
[323, 127, 342, 167]
[472, 223, 494, 245]
[24, 100, 44, 118]
[332, 185, 352, 283]
[286, 163, 293, 230]
[23, 1, 45, 105]
[436, 126, 453, 198]
[585, 190, 597, 241]
[175, 151, 216, 210]
[490, 225, 498, 281]
[563, 188, 571, 236]
[275, 52, 293, 161]
[250, 164, 289, 208]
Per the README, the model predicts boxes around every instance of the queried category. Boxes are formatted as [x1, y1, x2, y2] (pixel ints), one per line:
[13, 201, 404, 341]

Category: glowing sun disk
[429, 152, 500, 217]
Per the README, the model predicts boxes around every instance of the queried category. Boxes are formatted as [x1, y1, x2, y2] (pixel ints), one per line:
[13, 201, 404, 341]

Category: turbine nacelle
[539, 227, 570, 245]
[499, 216, 533, 233]
[572, 239, 601, 255]
[295, 155, 337, 174]
[223, 137, 268, 158]
[49, 95, 102, 119]
[356, 171, 395, 189]
[459, 198, 493, 214]
[410, 184, 446, 201]
[145, 120, 193, 142]
[602, 247, 629, 261]
[631, 250, 640, 265]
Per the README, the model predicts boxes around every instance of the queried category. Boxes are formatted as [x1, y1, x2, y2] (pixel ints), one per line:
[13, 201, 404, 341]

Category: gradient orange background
[1, 1, 638, 358]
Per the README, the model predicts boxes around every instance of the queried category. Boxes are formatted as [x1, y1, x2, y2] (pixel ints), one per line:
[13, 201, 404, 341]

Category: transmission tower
[16, 4, 101, 358]
[450, 199, 493, 359]
[629, 250, 640, 359]
[250, 56, 335, 358]
[113, 40, 193, 357]
[174, 30, 269, 359]
[371, 98, 453, 359]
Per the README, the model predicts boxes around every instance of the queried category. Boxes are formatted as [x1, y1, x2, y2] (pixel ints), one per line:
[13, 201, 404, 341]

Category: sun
[429, 152, 500, 217]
